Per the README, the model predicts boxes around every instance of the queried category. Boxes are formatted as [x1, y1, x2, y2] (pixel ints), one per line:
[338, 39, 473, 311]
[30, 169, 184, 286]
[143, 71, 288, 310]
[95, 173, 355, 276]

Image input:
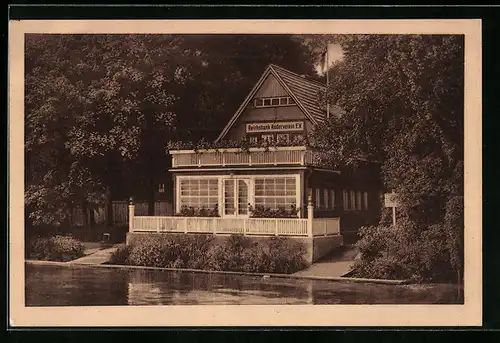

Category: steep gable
[216, 64, 328, 142]
[254, 74, 289, 98]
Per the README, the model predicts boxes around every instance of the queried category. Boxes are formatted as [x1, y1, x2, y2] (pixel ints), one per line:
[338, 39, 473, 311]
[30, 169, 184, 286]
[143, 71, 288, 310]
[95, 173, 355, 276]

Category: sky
[315, 43, 344, 75]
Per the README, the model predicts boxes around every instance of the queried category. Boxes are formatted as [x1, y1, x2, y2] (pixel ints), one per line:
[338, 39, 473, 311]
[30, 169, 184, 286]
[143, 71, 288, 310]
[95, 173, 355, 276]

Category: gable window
[254, 96, 296, 108]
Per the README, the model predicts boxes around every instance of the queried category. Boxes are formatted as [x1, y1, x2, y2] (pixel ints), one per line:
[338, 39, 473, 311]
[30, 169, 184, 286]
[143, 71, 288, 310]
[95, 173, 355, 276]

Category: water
[25, 264, 463, 306]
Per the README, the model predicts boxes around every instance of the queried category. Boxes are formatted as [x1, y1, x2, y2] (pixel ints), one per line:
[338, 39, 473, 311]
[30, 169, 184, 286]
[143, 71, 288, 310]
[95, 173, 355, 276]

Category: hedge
[111, 234, 307, 274]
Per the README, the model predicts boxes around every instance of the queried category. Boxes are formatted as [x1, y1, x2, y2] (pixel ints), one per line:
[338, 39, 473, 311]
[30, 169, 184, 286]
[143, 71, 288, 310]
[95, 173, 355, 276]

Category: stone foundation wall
[311, 235, 344, 262]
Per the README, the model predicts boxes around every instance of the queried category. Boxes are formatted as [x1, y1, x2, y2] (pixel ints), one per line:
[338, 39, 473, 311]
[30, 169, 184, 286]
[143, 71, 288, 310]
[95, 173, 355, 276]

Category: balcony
[170, 146, 329, 169]
[132, 216, 340, 237]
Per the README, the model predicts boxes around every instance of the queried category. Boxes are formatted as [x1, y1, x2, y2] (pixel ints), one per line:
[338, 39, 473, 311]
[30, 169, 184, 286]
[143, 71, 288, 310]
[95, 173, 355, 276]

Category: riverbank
[25, 259, 409, 285]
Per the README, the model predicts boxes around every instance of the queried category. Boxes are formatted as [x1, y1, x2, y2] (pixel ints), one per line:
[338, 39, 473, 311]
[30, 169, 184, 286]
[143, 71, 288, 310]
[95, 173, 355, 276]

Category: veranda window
[254, 177, 297, 210]
[179, 178, 219, 210]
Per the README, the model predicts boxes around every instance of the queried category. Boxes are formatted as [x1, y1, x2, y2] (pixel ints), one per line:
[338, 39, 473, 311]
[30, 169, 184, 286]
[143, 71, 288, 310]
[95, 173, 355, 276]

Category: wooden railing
[311, 218, 341, 236]
[132, 216, 339, 237]
[170, 146, 316, 168]
[127, 196, 340, 238]
[132, 216, 310, 236]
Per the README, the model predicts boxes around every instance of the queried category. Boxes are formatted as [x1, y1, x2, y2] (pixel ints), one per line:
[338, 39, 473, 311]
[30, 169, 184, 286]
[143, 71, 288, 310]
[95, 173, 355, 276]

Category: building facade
[127, 64, 382, 262]
[169, 64, 381, 231]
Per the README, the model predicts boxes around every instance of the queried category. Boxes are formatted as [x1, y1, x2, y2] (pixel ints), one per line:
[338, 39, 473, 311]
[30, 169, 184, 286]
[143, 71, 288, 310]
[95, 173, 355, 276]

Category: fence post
[128, 197, 135, 233]
[184, 217, 188, 234]
[275, 220, 278, 236]
[324, 220, 328, 236]
[157, 217, 160, 233]
[307, 195, 314, 237]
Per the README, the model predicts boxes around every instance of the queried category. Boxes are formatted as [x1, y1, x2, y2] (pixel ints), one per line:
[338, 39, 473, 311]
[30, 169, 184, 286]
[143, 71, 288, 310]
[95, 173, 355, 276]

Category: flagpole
[326, 45, 330, 119]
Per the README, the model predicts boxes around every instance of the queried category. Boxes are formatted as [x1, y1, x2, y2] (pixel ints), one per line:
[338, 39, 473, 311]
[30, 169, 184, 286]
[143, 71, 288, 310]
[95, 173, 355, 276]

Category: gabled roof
[215, 64, 328, 143]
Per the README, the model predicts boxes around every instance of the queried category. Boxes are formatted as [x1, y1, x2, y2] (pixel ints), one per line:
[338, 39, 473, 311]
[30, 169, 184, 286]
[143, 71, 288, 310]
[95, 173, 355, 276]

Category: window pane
[271, 98, 279, 106]
[279, 97, 288, 105]
[263, 99, 271, 106]
[254, 177, 296, 210]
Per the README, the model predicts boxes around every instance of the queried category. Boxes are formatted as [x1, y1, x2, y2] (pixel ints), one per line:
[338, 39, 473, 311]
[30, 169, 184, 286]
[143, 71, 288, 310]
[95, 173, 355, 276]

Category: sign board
[384, 192, 399, 208]
[246, 121, 304, 133]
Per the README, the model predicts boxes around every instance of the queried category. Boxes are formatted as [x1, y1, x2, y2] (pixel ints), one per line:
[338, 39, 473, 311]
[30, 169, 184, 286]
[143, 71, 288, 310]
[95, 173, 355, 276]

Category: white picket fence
[132, 216, 339, 237]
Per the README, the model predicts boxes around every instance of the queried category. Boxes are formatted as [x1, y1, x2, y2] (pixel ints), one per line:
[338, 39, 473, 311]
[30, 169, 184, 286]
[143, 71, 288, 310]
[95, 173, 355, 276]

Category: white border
[9, 19, 482, 327]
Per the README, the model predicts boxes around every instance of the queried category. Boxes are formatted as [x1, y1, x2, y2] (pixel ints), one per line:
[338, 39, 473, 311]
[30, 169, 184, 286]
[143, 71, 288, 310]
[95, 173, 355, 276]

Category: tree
[307, 35, 464, 281]
[25, 34, 182, 231]
[25, 34, 316, 232]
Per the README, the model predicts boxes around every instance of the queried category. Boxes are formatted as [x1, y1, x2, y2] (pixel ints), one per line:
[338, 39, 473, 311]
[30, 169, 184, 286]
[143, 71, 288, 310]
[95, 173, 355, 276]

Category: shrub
[109, 245, 132, 265]
[117, 234, 307, 274]
[27, 235, 85, 262]
[127, 234, 213, 268]
[175, 205, 219, 217]
[265, 236, 307, 274]
[50, 235, 85, 261]
[206, 235, 307, 274]
[352, 219, 461, 282]
[206, 234, 249, 271]
[26, 237, 51, 260]
[249, 204, 300, 218]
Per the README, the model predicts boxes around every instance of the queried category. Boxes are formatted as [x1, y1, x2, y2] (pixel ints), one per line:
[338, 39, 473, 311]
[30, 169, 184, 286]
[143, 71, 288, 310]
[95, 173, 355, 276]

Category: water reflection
[25, 264, 463, 306]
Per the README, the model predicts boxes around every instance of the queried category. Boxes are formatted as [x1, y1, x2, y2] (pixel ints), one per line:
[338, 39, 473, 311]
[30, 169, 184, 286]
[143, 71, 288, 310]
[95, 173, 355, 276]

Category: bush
[206, 234, 250, 271]
[352, 219, 461, 282]
[118, 234, 308, 274]
[109, 245, 132, 265]
[249, 204, 300, 218]
[265, 236, 308, 274]
[27, 235, 85, 262]
[206, 235, 307, 274]
[174, 205, 219, 217]
[127, 234, 213, 268]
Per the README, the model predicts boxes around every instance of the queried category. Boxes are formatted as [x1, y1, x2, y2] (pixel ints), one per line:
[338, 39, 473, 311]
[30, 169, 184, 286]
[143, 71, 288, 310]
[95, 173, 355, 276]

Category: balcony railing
[170, 146, 329, 168]
[132, 216, 340, 237]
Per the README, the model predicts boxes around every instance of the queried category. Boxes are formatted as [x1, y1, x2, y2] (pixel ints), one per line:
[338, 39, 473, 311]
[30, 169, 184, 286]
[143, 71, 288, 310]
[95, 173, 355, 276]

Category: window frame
[253, 96, 296, 108]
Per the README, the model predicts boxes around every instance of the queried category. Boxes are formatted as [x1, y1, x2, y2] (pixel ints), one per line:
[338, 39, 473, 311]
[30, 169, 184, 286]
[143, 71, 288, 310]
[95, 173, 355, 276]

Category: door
[223, 179, 249, 217]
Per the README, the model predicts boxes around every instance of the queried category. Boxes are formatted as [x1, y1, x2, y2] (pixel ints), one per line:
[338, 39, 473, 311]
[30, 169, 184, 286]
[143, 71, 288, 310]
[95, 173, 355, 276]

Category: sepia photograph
[9, 19, 482, 327]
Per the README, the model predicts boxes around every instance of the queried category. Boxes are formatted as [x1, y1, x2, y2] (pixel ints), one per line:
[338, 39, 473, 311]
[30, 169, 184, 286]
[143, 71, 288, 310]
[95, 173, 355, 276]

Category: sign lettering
[384, 192, 399, 208]
[245, 121, 304, 133]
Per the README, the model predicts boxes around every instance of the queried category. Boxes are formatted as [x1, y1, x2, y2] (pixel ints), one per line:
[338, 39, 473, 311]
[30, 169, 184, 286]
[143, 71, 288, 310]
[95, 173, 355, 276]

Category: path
[293, 245, 359, 278]
[71, 243, 120, 265]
